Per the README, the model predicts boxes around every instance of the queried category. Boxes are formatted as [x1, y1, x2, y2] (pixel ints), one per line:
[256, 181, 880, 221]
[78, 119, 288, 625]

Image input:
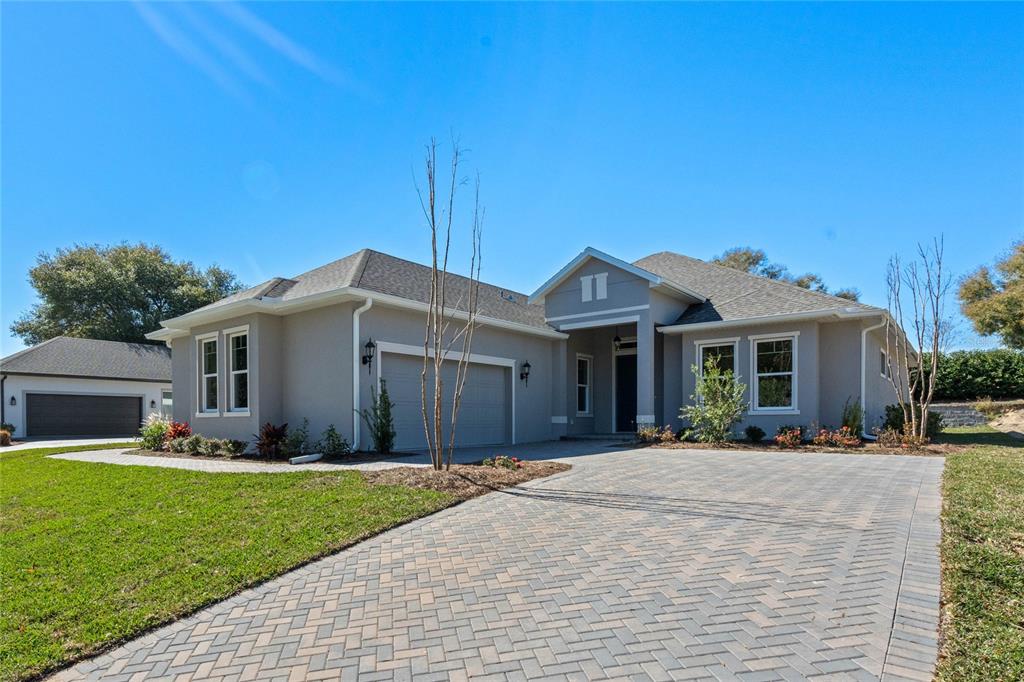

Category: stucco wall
[863, 326, 903, 432]
[544, 260, 651, 320]
[2, 374, 168, 437]
[818, 320, 863, 429]
[678, 320, 821, 436]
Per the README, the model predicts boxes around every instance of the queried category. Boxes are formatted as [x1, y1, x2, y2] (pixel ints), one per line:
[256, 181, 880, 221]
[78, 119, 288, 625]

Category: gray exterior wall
[677, 320, 821, 436]
[862, 325, 903, 431]
[543, 259, 651, 320]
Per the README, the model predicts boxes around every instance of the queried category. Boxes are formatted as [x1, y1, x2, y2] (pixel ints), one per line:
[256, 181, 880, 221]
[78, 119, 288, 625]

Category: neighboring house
[0, 337, 172, 437]
[147, 247, 903, 451]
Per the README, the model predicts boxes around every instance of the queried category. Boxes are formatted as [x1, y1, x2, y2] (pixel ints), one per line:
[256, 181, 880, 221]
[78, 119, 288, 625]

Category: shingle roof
[633, 252, 880, 325]
[1, 337, 172, 382]
[185, 249, 548, 329]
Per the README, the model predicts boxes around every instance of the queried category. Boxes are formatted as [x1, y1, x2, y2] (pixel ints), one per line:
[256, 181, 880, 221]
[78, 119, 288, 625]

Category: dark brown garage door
[26, 394, 142, 437]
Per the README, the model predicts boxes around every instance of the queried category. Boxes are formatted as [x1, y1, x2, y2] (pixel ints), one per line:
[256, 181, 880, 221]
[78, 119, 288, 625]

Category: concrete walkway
[47, 440, 630, 473]
[2, 437, 133, 453]
[53, 446, 943, 681]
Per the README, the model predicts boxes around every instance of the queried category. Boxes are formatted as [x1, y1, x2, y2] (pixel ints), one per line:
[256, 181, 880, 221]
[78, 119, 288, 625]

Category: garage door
[26, 394, 142, 437]
[381, 353, 510, 451]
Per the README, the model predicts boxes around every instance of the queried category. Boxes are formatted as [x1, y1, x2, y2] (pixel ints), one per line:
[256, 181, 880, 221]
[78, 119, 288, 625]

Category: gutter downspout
[352, 298, 373, 450]
[860, 317, 886, 440]
[1, 374, 6, 425]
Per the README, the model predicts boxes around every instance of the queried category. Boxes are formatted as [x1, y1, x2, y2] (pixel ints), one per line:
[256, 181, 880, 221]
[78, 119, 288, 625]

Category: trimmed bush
[139, 415, 170, 451]
[319, 424, 351, 457]
[1, 422, 15, 436]
[0, 430, 10, 447]
[923, 349, 1024, 401]
[744, 425, 766, 443]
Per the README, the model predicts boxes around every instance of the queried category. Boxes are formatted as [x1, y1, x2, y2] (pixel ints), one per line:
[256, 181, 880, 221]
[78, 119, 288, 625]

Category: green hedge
[923, 349, 1024, 401]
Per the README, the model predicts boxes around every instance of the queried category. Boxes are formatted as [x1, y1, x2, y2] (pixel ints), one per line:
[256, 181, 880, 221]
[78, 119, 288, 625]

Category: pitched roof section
[1, 337, 172, 382]
[633, 252, 880, 326]
[177, 249, 547, 330]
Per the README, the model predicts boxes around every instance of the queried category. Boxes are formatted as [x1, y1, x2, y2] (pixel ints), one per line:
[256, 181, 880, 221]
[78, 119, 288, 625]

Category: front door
[615, 354, 637, 432]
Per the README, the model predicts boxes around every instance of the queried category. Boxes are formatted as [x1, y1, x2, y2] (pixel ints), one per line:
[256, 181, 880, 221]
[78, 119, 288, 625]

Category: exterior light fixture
[362, 338, 377, 374]
[519, 360, 531, 386]
[613, 335, 622, 351]
[8, 396, 15, 407]
[150, 399, 157, 409]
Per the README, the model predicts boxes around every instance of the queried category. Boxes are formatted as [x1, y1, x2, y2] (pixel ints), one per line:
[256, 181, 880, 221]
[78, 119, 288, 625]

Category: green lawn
[0, 444, 452, 682]
[937, 426, 1024, 680]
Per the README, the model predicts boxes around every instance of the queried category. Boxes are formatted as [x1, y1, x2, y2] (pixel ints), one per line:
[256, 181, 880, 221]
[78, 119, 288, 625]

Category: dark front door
[615, 354, 637, 432]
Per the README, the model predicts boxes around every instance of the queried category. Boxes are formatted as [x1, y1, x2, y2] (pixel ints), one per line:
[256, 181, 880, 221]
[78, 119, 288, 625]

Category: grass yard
[0, 444, 453, 682]
[937, 426, 1024, 680]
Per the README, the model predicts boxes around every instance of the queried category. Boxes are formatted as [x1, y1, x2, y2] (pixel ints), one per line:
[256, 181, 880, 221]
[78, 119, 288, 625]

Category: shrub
[359, 380, 396, 453]
[484, 455, 522, 470]
[255, 422, 288, 459]
[811, 426, 862, 448]
[744, 425, 765, 443]
[775, 425, 803, 448]
[841, 397, 863, 435]
[884, 404, 943, 439]
[318, 424, 351, 457]
[198, 438, 222, 457]
[1, 422, 15, 436]
[283, 418, 311, 457]
[658, 426, 678, 443]
[167, 437, 188, 453]
[220, 439, 248, 457]
[874, 426, 929, 449]
[922, 349, 1024, 401]
[165, 421, 191, 442]
[0, 430, 10, 447]
[184, 434, 204, 455]
[139, 415, 170, 450]
[680, 360, 748, 444]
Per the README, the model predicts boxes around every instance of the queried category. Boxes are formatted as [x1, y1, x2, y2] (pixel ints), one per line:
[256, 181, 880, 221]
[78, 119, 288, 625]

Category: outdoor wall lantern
[519, 360, 531, 387]
[150, 400, 157, 409]
[613, 335, 622, 351]
[9, 396, 16, 406]
[362, 338, 377, 374]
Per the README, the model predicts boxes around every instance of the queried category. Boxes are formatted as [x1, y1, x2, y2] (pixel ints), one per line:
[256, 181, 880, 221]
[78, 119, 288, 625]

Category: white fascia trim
[650, 280, 706, 303]
[658, 308, 881, 334]
[152, 286, 567, 342]
[376, 341, 516, 368]
[529, 247, 706, 304]
[546, 304, 649, 323]
[559, 314, 641, 331]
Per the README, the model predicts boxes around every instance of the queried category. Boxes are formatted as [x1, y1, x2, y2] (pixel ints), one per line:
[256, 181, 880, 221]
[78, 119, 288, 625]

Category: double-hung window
[198, 335, 218, 413]
[228, 330, 249, 412]
[576, 354, 592, 416]
[751, 334, 797, 412]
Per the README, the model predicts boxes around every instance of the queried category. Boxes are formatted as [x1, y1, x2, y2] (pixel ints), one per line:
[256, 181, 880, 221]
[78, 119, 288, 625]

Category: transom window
[576, 354, 592, 416]
[199, 337, 218, 413]
[229, 331, 249, 411]
[752, 335, 796, 411]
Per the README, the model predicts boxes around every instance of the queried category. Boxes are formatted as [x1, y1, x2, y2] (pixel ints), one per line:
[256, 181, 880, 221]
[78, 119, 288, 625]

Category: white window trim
[748, 332, 799, 414]
[880, 348, 890, 379]
[196, 332, 219, 416]
[694, 337, 740, 378]
[576, 353, 593, 417]
[227, 325, 250, 414]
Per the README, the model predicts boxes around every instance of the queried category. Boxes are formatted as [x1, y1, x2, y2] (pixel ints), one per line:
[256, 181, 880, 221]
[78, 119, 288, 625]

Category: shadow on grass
[936, 428, 1023, 448]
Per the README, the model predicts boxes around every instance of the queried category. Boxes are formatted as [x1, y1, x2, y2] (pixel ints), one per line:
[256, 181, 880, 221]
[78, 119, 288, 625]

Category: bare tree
[416, 138, 483, 470]
[883, 237, 952, 440]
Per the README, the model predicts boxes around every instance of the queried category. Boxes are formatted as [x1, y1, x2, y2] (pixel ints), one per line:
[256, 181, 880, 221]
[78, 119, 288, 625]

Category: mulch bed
[646, 440, 959, 457]
[364, 461, 571, 500]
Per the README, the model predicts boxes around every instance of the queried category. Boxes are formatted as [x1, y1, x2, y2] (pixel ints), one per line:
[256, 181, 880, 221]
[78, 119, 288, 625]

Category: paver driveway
[55, 447, 943, 681]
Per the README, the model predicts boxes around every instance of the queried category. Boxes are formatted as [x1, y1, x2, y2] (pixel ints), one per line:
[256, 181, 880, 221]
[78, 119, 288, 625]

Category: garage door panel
[26, 394, 142, 437]
[381, 354, 508, 451]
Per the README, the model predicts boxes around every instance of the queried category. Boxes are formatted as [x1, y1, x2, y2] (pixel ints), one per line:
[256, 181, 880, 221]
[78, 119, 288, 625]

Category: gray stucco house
[147, 247, 900, 450]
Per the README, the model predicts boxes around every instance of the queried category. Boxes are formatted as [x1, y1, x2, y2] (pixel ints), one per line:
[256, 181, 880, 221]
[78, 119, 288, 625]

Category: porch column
[550, 338, 568, 438]
[636, 314, 656, 428]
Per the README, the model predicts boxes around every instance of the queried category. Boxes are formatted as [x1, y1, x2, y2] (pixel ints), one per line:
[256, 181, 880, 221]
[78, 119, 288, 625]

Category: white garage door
[380, 353, 510, 451]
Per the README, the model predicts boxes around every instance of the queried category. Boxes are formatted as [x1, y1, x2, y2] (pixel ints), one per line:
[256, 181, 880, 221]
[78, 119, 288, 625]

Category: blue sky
[2, 2, 1022, 355]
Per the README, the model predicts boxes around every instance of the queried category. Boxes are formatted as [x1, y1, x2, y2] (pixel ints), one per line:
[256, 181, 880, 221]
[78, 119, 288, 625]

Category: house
[0, 337, 172, 437]
[146, 247, 901, 450]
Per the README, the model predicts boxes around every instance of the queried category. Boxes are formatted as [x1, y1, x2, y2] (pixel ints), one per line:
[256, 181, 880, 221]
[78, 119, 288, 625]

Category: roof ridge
[638, 250, 873, 309]
[359, 248, 536, 301]
[351, 248, 373, 288]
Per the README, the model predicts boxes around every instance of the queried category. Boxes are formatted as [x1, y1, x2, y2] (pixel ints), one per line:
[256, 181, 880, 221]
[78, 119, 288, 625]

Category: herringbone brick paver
[52, 447, 943, 681]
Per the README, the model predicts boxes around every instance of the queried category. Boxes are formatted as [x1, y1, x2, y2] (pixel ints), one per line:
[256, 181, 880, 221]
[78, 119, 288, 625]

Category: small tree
[884, 237, 952, 441]
[360, 379, 396, 454]
[680, 359, 748, 443]
[416, 138, 483, 470]
[958, 240, 1024, 350]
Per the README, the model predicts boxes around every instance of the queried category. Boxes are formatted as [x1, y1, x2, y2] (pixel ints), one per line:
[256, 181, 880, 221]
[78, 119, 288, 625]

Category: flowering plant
[774, 427, 803, 448]
[483, 455, 523, 469]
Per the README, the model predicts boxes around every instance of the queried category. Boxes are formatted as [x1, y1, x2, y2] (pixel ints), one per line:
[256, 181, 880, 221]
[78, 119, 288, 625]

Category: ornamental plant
[483, 455, 522, 469]
[680, 359, 748, 444]
[165, 421, 191, 442]
[139, 414, 170, 450]
[774, 426, 803, 448]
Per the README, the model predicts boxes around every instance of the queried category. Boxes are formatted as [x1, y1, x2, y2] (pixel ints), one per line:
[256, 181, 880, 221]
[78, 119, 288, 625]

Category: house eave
[658, 308, 883, 334]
